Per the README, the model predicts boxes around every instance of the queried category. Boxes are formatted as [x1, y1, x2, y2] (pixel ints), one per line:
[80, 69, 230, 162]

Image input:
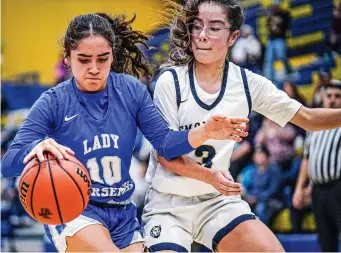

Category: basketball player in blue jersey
[1, 13, 250, 252]
[143, 0, 341, 252]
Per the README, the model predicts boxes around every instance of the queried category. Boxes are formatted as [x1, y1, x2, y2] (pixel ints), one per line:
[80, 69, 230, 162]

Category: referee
[293, 79, 341, 252]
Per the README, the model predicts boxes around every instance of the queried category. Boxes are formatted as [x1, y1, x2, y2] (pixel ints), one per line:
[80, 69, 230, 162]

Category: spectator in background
[1, 93, 9, 115]
[255, 118, 297, 171]
[231, 24, 262, 74]
[242, 144, 282, 226]
[312, 70, 332, 108]
[255, 118, 300, 207]
[263, 0, 292, 85]
[282, 81, 306, 106]
[230, 112, 264, 180]
[281, 81, 310, 232]
[230, 122, 255, 180]
[282, 81, 306, 149]
[329, 2, 341, 54]
[1, 178, 17, 252]
[290, 186, 312, 233]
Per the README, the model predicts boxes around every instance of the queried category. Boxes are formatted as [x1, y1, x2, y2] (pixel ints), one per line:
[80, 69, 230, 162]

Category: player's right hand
[209, 170, 242, 196]
[23, 138, 75, 163]
[292, 187, 304, 209]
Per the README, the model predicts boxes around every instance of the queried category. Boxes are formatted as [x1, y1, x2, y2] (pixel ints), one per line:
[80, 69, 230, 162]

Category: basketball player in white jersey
[143, 0, 341, 252]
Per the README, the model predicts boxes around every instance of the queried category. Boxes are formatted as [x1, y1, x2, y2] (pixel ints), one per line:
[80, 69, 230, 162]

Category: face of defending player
[66, 35, 114, 93]
[190, 2, 240, 66]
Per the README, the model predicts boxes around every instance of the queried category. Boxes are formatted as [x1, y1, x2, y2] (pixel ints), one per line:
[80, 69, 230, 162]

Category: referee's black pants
[312, 178, 341, 252]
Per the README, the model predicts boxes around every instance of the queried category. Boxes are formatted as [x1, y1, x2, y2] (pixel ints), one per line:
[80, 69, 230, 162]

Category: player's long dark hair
[162, 0, 244, 66]
[63, 13, 152, 79]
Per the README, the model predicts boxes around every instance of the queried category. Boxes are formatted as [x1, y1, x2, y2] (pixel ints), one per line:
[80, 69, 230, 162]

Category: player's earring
[63, 57, 71, 71]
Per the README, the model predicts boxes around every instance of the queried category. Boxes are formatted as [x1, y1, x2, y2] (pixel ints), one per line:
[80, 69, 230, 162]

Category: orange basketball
[18, 153, 91, 225]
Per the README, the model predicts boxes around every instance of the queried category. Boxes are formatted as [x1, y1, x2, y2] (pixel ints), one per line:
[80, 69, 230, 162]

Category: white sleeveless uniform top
[146, 61, 301, 196]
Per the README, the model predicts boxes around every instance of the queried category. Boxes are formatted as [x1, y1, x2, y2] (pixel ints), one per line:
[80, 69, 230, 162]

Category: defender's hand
[209, 170, 242, 196]
[205, 115, 249, 142]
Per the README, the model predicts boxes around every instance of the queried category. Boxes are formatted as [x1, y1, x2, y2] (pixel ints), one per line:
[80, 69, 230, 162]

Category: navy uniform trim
[189, 61, 229, 111]
[89, 200, 130, 208]
[212, 214, 257, 251]
[240, 68, 252, 116]
[149, 242, 188, 252]
[160, 69, 181, 109]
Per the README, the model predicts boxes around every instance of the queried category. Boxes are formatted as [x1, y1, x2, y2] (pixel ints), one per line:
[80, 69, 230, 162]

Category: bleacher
[244, 0, 340, 95]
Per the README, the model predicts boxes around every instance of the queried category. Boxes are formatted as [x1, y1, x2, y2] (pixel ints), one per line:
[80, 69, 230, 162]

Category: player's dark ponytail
[63, 13, 152, 79]
[96, 13, 152, 79]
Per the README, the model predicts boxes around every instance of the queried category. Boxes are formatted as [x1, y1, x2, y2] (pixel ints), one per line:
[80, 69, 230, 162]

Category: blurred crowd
[1, 1, 341, 251]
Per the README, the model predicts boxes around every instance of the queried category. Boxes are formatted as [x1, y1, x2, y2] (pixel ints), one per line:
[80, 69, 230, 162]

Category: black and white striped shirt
[304, 128, 341, 184]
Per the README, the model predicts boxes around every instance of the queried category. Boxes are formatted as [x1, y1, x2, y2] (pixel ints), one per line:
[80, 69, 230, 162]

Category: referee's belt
[313, 177, 341, 186]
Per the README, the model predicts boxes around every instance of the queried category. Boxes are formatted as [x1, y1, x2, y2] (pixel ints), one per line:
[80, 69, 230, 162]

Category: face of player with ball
[64, 35, 114, 93]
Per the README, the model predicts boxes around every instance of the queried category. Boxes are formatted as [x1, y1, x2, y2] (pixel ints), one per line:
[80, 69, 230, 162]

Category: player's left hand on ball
[209, 170, 242, 196]
[205, 114, 249, 142]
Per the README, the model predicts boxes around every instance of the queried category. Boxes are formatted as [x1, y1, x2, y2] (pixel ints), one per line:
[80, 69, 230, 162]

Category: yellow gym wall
[2, 0, 164, 84]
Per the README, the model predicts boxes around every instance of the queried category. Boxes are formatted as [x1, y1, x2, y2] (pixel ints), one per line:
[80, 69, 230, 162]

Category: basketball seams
[47, 158, 64, 224]
[20, 160, 39, 179]
[28, 160, 41, 221]
[68, 160, 87, 172]
[48, 158, 87, 175]
[45, 155, 85, 171]
[18, 161, 38, 193]
[56, 159, 86, 211]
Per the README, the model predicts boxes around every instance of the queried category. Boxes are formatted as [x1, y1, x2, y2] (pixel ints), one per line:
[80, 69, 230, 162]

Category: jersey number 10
[86, 156, 122, 185]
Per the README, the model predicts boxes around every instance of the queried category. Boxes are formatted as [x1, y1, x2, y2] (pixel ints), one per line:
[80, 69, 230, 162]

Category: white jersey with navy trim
[146, 61, 302, 196]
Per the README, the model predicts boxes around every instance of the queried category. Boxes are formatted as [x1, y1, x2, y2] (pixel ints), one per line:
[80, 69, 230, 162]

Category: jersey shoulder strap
[159, 68, 181, 109]
[240, 67, 252, 115]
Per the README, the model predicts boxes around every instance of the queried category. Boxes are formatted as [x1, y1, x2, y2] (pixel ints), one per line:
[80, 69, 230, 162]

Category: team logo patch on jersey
[150, 225, 161, 238]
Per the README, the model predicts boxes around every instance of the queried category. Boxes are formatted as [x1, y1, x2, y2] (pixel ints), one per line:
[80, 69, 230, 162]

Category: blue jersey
[1, 72, 194, 203]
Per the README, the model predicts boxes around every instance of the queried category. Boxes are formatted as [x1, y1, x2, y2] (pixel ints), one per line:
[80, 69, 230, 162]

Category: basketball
[18, 153, 91, 225]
